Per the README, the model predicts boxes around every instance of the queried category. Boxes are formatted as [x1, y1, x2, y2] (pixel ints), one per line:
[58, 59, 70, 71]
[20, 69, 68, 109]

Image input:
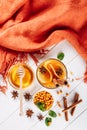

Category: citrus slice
[49, 64, 63, 78]
[37, 65, 52, 84]
[44, 59, 67, 80]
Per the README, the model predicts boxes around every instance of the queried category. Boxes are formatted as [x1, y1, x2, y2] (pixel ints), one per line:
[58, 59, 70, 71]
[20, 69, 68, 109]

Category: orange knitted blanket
[0, 0, 87, 87]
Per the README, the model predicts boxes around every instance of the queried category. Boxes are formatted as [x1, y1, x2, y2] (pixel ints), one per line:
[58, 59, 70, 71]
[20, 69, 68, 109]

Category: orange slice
[44, 59, 67, 80]
[37, 65, 52, 84]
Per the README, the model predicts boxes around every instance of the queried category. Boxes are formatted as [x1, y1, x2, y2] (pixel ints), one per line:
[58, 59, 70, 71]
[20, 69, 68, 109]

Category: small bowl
[36, 58, 68, 89]
[33, 90, 54, 111]
[8, 63, 34, 90]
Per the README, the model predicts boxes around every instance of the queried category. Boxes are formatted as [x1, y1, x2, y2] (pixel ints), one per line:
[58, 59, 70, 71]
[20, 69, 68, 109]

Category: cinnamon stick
[63, 97, 68, 121]
[57, 78, 65, 85]
[57, 78, 68, 86]
[62, 99, 82, 113]
[71, 93, 79, 116]
[53, 77, 68, 87]
[53, 78, 59, 87]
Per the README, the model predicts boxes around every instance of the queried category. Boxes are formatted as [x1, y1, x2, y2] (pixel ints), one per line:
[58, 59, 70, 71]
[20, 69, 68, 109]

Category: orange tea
[36, 59, 68, 89]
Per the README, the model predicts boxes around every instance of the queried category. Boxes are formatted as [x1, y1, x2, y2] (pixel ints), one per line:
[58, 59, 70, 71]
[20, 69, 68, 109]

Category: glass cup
[36, 58, 68, 89]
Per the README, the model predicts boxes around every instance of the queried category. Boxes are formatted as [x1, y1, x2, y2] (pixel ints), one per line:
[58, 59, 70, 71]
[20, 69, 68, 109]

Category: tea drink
[36, 59, 67, 89]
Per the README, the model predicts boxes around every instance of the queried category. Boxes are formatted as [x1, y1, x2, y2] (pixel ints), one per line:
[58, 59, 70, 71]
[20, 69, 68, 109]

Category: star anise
[37, 114, 44, 121]
[11, 90, 18, 99]
[56, 67, 63, 76]
[24, 92, 32, 101]
[26, 109, 34, 118]
[39, 66, 47, 74]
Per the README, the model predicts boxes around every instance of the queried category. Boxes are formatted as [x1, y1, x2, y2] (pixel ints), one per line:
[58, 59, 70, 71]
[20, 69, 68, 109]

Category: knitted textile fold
[0, 0, 87, 85]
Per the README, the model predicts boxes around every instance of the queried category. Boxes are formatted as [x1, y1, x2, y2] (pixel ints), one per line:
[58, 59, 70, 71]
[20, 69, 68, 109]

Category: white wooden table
[0, 40, 87, 130]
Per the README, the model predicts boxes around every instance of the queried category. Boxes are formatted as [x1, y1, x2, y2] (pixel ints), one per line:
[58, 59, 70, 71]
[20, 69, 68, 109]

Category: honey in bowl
[8, 63, 34, 89]
[36, 59, 68, 89]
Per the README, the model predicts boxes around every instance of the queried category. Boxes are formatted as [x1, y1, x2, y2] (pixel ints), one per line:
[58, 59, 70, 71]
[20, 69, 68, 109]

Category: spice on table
[57, 52, 65, 60]
[70, 71, 74, 75]
[57, 91, 60, 95]
[63, 97, 69, 121]
[45, 117, 52, 126]
[71, 79, 74, 82]
[66, 92, 69, 96]
[66, 84, 70, 88]
[11, 90, 18, 99]
[71, 93, 79, 116]
[58, 112, 62, 117]
[57, 101, 62, 108]
[62, 99, 82, 113]
[57, 90, 63, 95]
[24, 92, 32, 101]
[48, 110, 57, 118]
[60, 89, 63, 94]
[37, 114, 44, 121]
[26, 109, 34, 118]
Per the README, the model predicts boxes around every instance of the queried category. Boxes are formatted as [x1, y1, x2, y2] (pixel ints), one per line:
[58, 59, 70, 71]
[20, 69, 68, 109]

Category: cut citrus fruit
[36, 59, 67, 89]
[37, 65, 52, 84]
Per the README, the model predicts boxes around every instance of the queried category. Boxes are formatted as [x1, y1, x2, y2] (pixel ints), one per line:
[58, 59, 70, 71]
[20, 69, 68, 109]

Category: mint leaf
[45, 117, 52, 126]
[48, 110, 57, 117]
[57, 52, 64, 60]
[36, 102, 45, 111]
